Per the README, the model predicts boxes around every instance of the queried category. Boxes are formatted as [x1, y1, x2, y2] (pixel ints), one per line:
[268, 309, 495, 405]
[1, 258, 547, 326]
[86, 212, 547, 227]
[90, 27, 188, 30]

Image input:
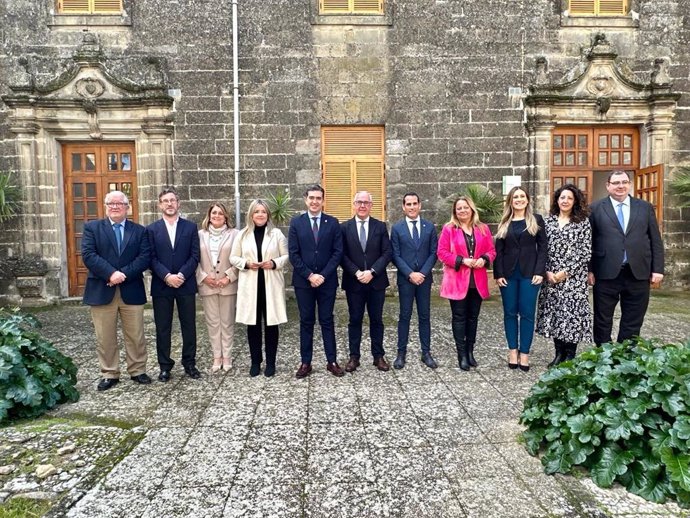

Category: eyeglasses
[105, 202, 127, 208]
[608, 180, 630, 186]
[354, 200, 372, 206]
[160, 198, 178, 204]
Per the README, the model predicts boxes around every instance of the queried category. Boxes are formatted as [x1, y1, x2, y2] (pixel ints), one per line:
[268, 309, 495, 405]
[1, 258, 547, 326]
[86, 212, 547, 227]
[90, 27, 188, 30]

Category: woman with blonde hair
[437, 195, 496, 370]
[231, 199, 289, 377]
[196, 202, 239, 372]
[494, 186, 547, 371]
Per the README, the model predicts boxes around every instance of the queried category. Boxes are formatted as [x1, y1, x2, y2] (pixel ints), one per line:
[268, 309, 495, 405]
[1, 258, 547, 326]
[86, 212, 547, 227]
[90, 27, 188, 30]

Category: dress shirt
[609, 196, 630, 233]
[165, 217, 179, 247]
[357, 217, 370, 241]
[108, 218, 126, 243]
[405, 216, 420, 238]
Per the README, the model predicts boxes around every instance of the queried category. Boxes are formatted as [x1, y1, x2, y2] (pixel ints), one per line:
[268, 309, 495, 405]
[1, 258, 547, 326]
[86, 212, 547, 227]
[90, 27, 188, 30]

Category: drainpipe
[232, 0, 241, 226]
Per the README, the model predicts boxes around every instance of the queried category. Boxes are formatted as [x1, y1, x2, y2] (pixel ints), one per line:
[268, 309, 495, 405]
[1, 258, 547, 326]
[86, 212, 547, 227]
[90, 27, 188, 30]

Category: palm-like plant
[669, 167, 690, 208]
[445, 184, 503, 223]
[265, 189, 293, 226]
[0, 171, 21, 224]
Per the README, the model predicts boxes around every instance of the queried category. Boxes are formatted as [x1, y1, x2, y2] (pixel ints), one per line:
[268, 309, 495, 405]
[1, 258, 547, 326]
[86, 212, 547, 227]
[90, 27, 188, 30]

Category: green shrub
[265, 189, 293, 226]
[0, 309, 79, 424]
[0, 171, 21, 224]
[521, 337, 690, 506]
[444, 184, 503, 224]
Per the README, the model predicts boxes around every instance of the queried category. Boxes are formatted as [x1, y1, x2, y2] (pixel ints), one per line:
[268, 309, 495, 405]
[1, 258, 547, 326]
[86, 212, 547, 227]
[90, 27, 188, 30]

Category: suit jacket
[81, 218, 151, 306]
[288, 212, 343, 290]
[589, 195, 664, 280]
[494, 214, 547, 279]
[196, 228, 239, 297]
[340, 217, 392, 292]
[437, 223, 496, 300]
[148, 217, 201, 297]
[390, 218, 438, 282]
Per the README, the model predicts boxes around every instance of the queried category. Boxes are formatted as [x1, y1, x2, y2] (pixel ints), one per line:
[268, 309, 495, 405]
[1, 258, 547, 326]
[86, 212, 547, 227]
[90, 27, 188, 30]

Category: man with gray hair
[81, 190, 152, 391]
[340, 191, 392, 372]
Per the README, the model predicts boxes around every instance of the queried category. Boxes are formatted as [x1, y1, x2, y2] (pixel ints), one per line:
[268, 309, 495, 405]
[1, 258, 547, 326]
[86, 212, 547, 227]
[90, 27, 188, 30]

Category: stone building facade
[0, 0, 688, 303]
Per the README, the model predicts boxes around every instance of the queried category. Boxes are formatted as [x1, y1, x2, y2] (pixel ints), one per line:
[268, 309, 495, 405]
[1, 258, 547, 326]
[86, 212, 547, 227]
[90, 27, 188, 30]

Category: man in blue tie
[81, 190, 152, 391]
[588, 170, 664, 345]
[288, 185, 344, 378]
[390, 193, 439, 369]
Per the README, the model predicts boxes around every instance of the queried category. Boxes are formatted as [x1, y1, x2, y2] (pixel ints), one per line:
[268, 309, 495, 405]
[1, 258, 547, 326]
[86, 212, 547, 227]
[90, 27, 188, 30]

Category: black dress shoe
[249, 364, 261, 377]
[97, 378, 119, 391]
[393, 352, 406, 370]
[158, 370, 171, 382]
[264, 364, 275, 377]
[421, 352, 438, 369]
[184, 366, 202, 379]
[131, 373, 152, 385]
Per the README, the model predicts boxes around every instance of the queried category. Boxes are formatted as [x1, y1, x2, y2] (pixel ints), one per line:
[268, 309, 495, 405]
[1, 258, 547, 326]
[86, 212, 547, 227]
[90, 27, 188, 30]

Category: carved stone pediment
[527, 34, 677, 105]
[3, 33, 172, 108]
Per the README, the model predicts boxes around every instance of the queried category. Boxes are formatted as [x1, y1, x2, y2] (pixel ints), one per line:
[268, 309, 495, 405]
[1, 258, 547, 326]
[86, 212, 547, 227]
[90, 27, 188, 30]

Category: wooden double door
[62, 142, 138, 296]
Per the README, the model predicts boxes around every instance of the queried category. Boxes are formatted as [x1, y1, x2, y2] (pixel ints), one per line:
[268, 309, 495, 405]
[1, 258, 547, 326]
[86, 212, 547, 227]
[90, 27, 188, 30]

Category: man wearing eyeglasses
[81, 190, 152, 391]
[148, 187, 202, 381]
[588, 170, 664, 345]
[340, 191, 392, 372]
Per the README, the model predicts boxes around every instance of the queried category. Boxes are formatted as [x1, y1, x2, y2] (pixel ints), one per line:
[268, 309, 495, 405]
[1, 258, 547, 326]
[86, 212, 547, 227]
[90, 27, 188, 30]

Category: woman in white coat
[231, 199, 289, 377]
[196, 202, 239, 373]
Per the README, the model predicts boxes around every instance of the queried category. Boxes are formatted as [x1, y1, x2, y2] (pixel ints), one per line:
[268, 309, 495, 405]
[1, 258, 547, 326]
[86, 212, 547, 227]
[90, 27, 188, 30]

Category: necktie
[312, 217, 319, 243]
[412, 220, 420, 247]
[359, 220, 367, 252]
[617, 203, 627, 263]
[113, 222, 123, 254]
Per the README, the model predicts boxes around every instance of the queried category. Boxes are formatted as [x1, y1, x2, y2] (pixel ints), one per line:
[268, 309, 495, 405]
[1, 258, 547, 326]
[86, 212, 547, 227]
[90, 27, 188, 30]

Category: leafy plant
[265, 188, 293, 226]
[670, 167, 690, 208]
[445, 184, 503, 223]
[521, 337, 690, 506]
[0, 309, 79, 424]
[0, 171, 21, 223]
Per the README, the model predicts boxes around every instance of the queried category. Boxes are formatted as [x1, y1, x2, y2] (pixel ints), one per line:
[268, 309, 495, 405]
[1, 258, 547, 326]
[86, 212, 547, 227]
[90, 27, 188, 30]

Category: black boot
[548, 339, 566, 368]
[467, 342, 478, 367]
[457, 344, 470, 371]
[563, 342, 577, 362]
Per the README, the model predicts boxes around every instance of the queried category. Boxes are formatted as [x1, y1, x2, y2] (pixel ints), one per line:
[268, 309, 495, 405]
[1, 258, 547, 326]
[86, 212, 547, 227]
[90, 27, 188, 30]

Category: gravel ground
[1, 289, 690, 517]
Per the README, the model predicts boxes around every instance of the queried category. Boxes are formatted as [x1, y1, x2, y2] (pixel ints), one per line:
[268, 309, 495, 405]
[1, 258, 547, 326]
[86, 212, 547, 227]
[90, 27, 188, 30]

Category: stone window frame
[560, 0, 639, 29]
[48, 0, 133, 28]
[310, 0, 393, 26]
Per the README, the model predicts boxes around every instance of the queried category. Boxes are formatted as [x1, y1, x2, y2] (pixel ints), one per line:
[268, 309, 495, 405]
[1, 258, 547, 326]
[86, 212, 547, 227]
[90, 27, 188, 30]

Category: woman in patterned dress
[536, 184, 592, 366]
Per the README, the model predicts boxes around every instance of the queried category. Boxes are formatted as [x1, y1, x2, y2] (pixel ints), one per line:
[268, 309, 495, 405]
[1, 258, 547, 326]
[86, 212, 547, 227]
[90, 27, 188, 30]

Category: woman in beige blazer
[196, 202, 239, 372]
[230, 199, 289, 377]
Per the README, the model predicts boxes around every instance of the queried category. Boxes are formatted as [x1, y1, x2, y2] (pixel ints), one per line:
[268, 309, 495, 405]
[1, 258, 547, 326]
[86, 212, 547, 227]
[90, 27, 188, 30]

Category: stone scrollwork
[586, 66, 614, 97]
[75, 77, 105, 99]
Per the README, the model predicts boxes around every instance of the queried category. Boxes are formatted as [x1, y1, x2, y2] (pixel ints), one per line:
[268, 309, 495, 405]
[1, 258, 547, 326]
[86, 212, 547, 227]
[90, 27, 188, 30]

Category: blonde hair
[495, 187, 540, 239]
[238, 199, 274, 243]
[448, 196, 489, 236]
[201, 202, 230, 229]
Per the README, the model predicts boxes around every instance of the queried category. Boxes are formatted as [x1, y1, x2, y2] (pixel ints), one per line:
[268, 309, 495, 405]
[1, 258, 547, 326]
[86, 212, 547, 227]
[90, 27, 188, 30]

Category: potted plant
[0, 171, 21, 224]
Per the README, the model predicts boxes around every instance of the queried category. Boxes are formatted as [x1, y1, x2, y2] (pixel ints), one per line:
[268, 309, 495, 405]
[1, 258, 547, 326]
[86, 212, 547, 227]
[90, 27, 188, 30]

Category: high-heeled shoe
[222, 359, 232, 371]
[508, 350, 518, 370]
[518, 353, 530, 372]
[211, 358, 222, 373]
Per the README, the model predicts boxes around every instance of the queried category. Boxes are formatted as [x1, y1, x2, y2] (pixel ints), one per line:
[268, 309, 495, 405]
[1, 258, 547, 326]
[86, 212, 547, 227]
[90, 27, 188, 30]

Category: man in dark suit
[81, 190, 152, 391]
[288, 185, 344, 378]
[589, 170, 664, 345]
[340, 191, 393, 372]
[390, 192, 439, 369]
[148, 187, 201, 381]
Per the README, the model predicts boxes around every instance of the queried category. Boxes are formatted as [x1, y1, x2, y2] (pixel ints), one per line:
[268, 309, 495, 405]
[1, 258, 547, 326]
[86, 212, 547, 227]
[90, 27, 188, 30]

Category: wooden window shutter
[599, 0, 627, 15]
[353, 0, 384, 14]
[58, 0, 90, 13]
[635, 165, 664, 227]
[322, 126, 385, 221]
[569, 0, 596, 15]
[320, 0, 350, 14]
[93, 0, 122, 13]
[320, 0, 383, 14]
[569, 0, 627, 15]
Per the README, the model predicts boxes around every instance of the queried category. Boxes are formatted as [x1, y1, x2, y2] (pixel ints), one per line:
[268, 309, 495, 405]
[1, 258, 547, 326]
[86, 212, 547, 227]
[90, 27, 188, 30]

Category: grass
[0, 498, 51, 518]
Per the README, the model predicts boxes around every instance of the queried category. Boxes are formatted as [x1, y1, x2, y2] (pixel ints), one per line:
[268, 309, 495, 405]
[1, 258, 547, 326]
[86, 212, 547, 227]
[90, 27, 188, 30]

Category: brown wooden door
[635, 164, 663, 228]
[63, 142, 138, 296]
[551, 172, 593, 203]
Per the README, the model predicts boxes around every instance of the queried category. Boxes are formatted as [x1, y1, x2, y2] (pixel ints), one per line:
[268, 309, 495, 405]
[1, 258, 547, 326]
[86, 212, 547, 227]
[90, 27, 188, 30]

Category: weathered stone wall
[0, 0, 689, 301]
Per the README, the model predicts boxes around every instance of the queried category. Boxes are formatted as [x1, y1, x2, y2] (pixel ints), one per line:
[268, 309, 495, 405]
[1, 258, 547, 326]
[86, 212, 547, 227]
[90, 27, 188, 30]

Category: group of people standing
[82, 170, 663, 391]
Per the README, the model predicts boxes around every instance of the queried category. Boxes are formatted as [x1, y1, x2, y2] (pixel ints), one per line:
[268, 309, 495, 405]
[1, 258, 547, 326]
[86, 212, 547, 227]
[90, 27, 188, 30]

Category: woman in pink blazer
[196, 202, 239, 373]
[438, 196, 496, 371]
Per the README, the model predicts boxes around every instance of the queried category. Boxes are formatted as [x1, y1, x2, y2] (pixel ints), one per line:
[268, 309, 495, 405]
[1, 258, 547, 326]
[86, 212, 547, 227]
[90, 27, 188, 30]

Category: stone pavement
[4, 292, 690, 517]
